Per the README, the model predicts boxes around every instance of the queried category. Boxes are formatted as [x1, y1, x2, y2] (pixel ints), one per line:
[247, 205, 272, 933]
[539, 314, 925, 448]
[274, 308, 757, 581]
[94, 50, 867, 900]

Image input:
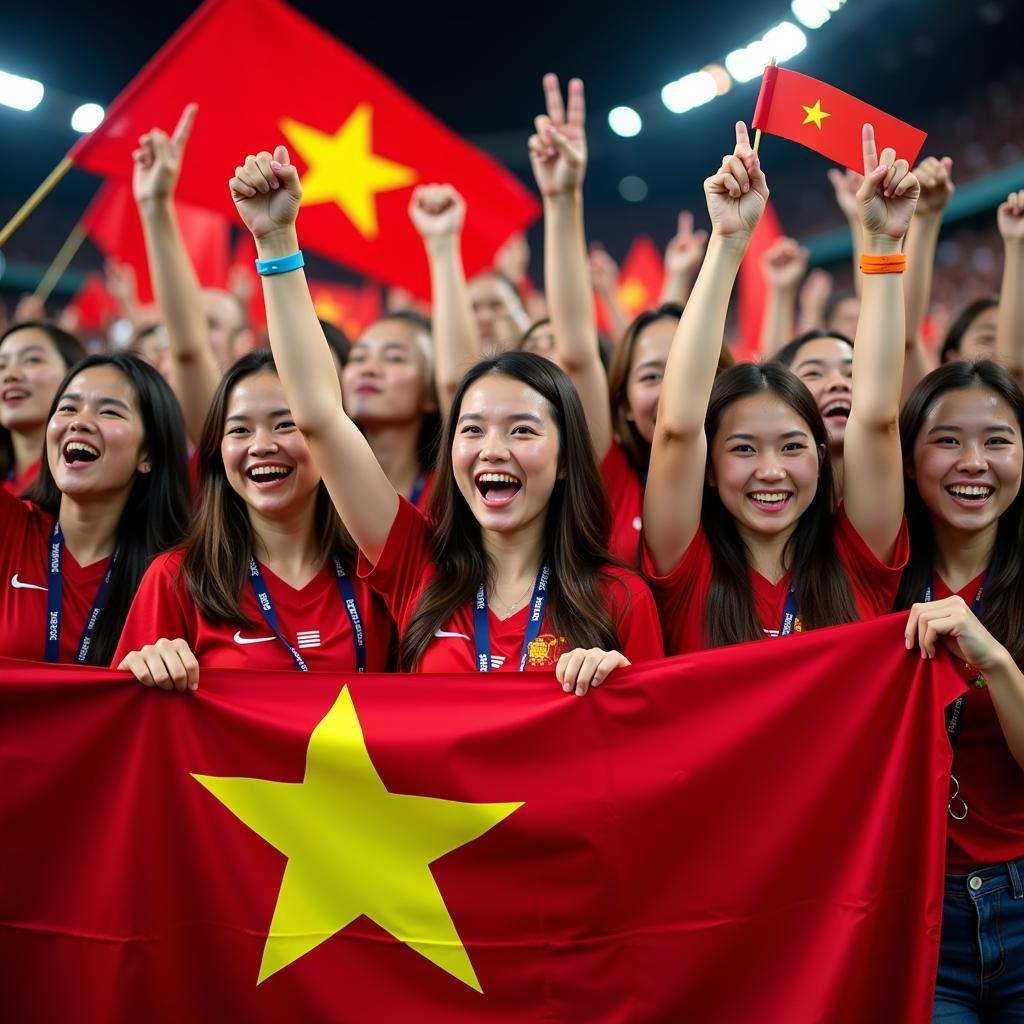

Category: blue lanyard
[247, 555, 366, 673]
[473, 565, 550, 672]
[778, 584, 800, 637]
[408, 473, 426, 508]
[45, 521, 118, 664]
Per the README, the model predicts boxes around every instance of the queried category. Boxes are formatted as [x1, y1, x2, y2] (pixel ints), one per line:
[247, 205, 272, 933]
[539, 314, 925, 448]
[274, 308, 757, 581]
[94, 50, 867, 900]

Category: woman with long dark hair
[227, 146, 662, 692]
[0, 321, 86, 494]
[644, 122, 918, 654]
[0, 353, 189, 666]
[114, 351, 394, 688]
[896, 360, 1024, 1018]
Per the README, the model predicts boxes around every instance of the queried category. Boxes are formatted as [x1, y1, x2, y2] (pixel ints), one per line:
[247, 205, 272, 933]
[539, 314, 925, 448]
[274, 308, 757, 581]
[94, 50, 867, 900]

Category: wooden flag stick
[0, 155, 74, 249]
[32, 220, 88, 305]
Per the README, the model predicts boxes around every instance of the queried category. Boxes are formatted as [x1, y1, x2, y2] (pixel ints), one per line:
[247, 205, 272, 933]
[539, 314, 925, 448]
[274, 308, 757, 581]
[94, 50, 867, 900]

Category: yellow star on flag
[281, 104, 418, 239]
[193, 687, 522, 991]
[618, 278, 649, 312]
[801, 99, 831, 131]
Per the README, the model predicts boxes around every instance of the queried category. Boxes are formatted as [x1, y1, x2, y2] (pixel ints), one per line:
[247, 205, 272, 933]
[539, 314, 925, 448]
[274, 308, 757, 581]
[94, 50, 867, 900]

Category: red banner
[0, 615, 962, 1022]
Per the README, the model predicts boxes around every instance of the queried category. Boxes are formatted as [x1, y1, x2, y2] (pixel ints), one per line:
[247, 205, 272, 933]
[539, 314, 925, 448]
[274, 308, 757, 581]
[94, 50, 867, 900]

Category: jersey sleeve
[600, 567, 665, 663]
[111, 551, 196, 666]
[356, 497, 435, 634]
[834, 503, 910, 618]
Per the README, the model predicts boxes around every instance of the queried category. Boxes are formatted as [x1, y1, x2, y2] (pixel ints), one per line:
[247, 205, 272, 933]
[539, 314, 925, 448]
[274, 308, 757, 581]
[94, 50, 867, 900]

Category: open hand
[589, 246, 619, 294]
[528, 74, 586, 199]
[132, 104, 196, 204]
[229, 145, 303, 240]
[856, 124, 920, 244]
[704, 121, 769, 240]
[827, 166, 863, 222]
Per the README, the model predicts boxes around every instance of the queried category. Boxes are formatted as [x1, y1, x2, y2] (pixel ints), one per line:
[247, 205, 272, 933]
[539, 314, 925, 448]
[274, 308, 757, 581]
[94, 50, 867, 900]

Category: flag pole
[32, 220, 88, 305]
[0, 155, 74, 249]
[753, 57, 778, 155]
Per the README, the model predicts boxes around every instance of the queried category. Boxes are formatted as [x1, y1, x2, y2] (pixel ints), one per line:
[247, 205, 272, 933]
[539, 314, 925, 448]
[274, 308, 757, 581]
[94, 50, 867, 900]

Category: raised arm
[996, 189, 1024, 387]
[902, 156, 953, 402]
[644, 123, 768, 575]
[589, 247, 630, 344]
[229, 147, 398, 563]
[133, 105, 221, 443]
[796, 267, 832, 335]
[409, 184, 479, 413]
[660, 211, 707, 307]
[842, 125, 919, 561]
[759, 236, 808, 357]
[828, 167, 865, 297]
[529, 74, 612, 458]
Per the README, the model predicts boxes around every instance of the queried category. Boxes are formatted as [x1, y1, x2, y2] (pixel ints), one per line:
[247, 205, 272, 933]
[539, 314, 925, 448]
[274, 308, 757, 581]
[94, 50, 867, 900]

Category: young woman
[644, 122, 918, 654]
[0, 321, 86, 494]
[0, 353, 189, 665]
[114, 351, 393, 689]
[897, 361, 1024, 1019]
[227, 146, 663, 693]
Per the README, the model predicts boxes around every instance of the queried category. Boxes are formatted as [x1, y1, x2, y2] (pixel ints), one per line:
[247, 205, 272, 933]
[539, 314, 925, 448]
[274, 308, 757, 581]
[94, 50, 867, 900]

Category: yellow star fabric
[801, 99, 831, 131]
[618, 278, 649, 312]
[280, 105, 418, 239]
[193, 687, 522, 991]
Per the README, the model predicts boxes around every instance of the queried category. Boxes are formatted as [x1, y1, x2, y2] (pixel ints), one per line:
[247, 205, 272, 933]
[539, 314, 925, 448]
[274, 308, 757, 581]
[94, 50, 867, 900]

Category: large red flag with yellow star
[69, 0, 538, 296]
[0, 615, 963, 1022]
[751, 66, 927, 173]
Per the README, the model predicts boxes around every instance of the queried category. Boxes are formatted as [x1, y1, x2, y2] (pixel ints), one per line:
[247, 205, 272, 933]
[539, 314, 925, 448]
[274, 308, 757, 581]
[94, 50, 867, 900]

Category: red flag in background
[82, 181, 229, 304]
[0, 616, 963, 1023]
[69, 0, 539, 297]
[595, 235, 665, 335]
[309, 281, 381, 339]
[752, 66, 927, 173]
[66, 273, 119, 332]
[737, 200, 783, 360]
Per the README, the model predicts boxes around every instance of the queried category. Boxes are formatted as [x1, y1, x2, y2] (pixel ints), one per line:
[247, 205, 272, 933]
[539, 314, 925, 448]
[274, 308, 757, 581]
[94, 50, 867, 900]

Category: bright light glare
[791, 0, 830, 27]
[725, 40, 771, 83]
[618, 176, 648, 202]
[661, 71, 716, 113]
[763, 22, 808, 61]
[0, 70, 44, 112]
[71, 103, 104, 133]
[608, 105, 642, 138]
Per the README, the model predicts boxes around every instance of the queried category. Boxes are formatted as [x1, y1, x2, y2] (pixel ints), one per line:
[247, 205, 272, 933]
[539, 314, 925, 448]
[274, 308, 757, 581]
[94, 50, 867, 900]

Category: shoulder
[598, 562, 656, 607]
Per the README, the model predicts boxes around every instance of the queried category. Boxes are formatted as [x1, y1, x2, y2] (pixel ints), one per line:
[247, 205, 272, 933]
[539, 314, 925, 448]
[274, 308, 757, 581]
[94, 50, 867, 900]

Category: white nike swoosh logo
[11, 574, 46, 592]
[434, 629, 471, 640]
[233, 631, 277, 645]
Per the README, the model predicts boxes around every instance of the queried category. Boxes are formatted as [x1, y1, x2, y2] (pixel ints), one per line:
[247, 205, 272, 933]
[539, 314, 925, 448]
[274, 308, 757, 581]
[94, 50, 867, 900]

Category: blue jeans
[933, 858, 1024, 1022]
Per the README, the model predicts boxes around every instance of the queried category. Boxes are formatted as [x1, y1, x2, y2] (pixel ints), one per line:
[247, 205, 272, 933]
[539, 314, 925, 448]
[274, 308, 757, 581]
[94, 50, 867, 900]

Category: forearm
[997, 239, 1024, 383]
[982, 649, 1024, 771]
[904, 213, 941, 346]
[759, 283, 797, 357]
[425, 234, 479, 411]
[848, 218, 864, 297]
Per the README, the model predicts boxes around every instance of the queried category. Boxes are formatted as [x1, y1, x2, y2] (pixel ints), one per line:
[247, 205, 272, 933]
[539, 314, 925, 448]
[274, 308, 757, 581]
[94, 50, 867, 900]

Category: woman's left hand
[556, 647, 630, 696]
[905, 596, 1008, 673]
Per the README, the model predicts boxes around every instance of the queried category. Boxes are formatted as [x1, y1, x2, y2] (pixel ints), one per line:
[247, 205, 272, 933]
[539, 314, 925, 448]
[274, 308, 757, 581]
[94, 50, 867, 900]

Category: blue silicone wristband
[255, 250, 304, 276]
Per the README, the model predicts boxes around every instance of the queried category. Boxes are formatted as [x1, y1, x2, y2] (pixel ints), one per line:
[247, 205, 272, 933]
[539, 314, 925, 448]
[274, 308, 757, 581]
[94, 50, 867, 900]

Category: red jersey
[113, 549, 394, 673]
[3, 458, 40, 496]
[645, 504, 909, 656]
[359, 497, 664, 673]
[600, 440, 644, 567]
[0, 487, 114, 663]
[934, 572, 1024, 871]
[411, 469, 435, 513]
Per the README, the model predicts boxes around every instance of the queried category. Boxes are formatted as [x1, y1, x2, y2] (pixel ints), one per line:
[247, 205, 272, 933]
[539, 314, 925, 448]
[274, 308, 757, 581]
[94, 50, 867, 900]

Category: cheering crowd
[2, 73, 1023, 1018]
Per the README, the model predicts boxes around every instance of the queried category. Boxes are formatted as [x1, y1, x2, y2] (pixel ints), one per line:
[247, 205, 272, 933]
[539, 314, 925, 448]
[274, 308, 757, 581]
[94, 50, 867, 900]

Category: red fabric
[0, 489, 112, 662]
[309, 281, 382, 339]
[358, 497, 663, 670]
[66, 272, 120, 331]
[2, 458, 40, 496]
[751, 66, 927, 174]
[737, 200, 782, 357]
[70, 0, 539, 298]
[83, 181, 230, 304]
[412, 469, 435, 512]
[0, 616, 964, 1022]
[112, 549, 394, 673]
[644, 504, 909, 656]
[600, 439, 643, 567]
[931, 572, 1024, 871]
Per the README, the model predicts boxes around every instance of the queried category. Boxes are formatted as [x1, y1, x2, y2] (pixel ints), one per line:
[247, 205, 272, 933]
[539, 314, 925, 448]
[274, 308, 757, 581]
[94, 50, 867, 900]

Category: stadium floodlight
[791, 0, 830, 28]
[608, 105, 642, 138]
[71, 103, 105, 133]
[763, 22, 808, 62]
[0, 70, 44, 112]
[661, 71, 716, 114]
[725, 40, 772, 83]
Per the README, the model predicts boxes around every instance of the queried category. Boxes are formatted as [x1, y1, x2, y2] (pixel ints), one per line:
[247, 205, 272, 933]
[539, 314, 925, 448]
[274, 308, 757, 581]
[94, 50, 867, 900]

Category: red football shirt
[933, 572, 1024, 871]
[113, 549, 394, 673]
[2, 458, 40, 496]
[0, 488, 114, 662]
[644, 504, 910, 656]
[359, 497, 664, 673]
[600, 440, 644, 567]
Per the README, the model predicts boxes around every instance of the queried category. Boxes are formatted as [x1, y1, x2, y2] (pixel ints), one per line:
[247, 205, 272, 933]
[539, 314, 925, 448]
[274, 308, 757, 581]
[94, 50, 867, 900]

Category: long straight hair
[401, 351, 620, 669]
[702, 362, 857, 648]
[181, 351, 357, 624]
[894, 360, 1024, 663]
[24, 354, 190, 665]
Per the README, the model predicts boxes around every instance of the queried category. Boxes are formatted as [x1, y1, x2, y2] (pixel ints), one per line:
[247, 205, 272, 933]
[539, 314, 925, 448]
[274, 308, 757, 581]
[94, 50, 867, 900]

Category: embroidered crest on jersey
[527, 634, 567, 667]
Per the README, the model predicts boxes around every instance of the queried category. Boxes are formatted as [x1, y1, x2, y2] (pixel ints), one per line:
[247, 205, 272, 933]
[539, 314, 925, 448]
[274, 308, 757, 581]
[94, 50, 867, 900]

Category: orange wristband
[859, 253, 907, 274]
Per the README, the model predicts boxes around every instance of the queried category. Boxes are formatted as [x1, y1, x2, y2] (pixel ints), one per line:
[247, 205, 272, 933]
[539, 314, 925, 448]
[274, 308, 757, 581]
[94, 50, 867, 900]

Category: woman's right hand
[229, 145, 303, 242]
[704, 121, 769, 242]
[117, 638, 200, 692]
